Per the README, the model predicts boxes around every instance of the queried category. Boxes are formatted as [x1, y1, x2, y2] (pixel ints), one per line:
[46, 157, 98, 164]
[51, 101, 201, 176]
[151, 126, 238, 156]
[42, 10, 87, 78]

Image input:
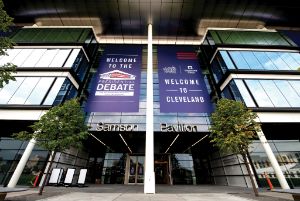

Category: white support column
[257, 130, 290, 189]
[144, 23, 155, 194]
[7, 138, 36, 187]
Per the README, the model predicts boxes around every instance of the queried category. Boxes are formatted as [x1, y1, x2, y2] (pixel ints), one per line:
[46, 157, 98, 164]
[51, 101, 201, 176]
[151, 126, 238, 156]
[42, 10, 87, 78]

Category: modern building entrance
[127, 155, 144, 184]
[154, 154, 171, 184]
[125, 154, 172, 185]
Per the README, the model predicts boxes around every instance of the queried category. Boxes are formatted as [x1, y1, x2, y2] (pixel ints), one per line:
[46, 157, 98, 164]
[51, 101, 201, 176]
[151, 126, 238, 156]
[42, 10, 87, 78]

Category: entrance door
[155, 161, 170, 184]
[128, 155, 144, 184]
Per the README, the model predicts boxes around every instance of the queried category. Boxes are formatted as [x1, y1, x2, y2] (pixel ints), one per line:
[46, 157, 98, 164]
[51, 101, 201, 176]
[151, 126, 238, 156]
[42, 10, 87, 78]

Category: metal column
[257, 130, 290, 189]
[144, 23, 155, 194]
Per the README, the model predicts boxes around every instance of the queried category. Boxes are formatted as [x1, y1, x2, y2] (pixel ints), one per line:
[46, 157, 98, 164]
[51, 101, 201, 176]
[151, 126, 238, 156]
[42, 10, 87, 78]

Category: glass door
[128, 155, 144, 184]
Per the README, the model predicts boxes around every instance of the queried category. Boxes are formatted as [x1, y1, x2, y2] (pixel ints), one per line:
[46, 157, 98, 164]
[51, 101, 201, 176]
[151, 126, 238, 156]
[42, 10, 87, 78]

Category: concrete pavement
[3, 185, 294, 201]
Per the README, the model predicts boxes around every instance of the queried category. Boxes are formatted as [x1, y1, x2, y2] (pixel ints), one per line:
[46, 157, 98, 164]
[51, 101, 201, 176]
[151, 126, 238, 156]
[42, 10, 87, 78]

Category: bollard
[264, 172, 274, 190]
[33, 175, 40, 187]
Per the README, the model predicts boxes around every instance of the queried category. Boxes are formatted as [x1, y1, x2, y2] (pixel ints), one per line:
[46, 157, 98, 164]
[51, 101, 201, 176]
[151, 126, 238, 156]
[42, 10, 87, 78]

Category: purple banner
[158, 46, 212, 113]
[85, 45, 142, 112]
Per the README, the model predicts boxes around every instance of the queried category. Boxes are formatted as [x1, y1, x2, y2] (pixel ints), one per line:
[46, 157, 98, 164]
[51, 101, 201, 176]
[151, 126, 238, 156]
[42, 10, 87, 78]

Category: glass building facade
[203, 29, 300, 188]
[0, 27, 300, 189]
[0, 27, 97, 186]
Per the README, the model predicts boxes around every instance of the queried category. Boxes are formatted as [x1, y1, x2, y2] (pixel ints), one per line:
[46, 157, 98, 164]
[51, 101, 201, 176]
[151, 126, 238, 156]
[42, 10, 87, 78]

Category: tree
[0, 0, 16, 87]
[209, 98, 261, 196]
[13, 99, 89, 195]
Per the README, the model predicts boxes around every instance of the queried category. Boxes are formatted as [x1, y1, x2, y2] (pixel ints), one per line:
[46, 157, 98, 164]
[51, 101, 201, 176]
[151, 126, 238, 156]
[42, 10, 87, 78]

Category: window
[0, 78, 25, 104]
[219, 51, 235, 69]
[244, 80, 274, 107]
[22, 49, 47, 67]
[230, 79, 300, 108]
[35, 49, 59, 67]
[223, 50, 300, 71]
[49, 49, 71, 67]
[0, 48, 80, 68]
[229, 51, 250, 69]
[25, 77, 55, 105]
[0, 49, 21, 66]
[64, 49, 81, 67]
[240, 51, 263, 70]
[274, 80, 300, 107]
[234, 80, 256, 107]
[8, 77, 40, 104]
[259, 80, 290, 107]
[12, 49, 34, 66]
[43, 78, 67, 105]
[0, 77, 76, 106]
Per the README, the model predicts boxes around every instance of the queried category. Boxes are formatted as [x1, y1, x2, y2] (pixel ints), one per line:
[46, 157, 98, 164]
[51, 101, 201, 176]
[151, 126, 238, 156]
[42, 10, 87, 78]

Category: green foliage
[209, 98, 260, 155]
[13, 99, 89, 152]
[0, 0, 16, 87]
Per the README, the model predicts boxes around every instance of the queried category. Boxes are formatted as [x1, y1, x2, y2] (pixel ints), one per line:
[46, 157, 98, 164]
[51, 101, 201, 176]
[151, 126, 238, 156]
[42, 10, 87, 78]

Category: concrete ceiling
[4, 0, 300, 44]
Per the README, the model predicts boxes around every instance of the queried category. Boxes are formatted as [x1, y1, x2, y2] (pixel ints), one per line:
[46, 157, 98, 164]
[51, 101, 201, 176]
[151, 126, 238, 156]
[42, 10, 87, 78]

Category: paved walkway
[3, 185, 294, 201]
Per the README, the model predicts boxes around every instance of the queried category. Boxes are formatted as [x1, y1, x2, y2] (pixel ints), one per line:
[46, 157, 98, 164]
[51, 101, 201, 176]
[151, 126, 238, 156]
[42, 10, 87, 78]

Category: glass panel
[245, 80, 274, 107]
[253, 52, 277, 70]
[240, 51, 264, 70]
[234, 80, 256, 107]
[229, 51, 250, 69]
[279, 52, 300, 70]
[22, 49, 47, 67]
[274, 80, 300, 107]
[219, 51, 235, 69]
[25, 77, 55, 105]
[0, 139, 23, 149]
[49, 49, 71, 67]
[265, 52, 289, 70]
[290, 53, 300, 69]
[0, 77, 25, 104]
[43, 77, 65, 105]
[64, 49, 80, 67]
[12, 49, 34, 67]
[129, 156, 137, 183]
[35, 49, 59, 67]
[289, 81, 300, 97]
[136, 156, 144, 183]
[259, 80, 290, 107]
[0, 49, 21, 66]
[8, 77, 40, 104]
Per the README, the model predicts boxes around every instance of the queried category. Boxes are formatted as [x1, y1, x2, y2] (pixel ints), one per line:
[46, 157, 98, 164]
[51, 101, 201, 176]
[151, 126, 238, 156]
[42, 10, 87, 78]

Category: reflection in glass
[8, 77, 40, 104]
[259, 80, 290, 107]
[245, 80, 274, 107]
[229, 51, 250, 69]
[43, 78, 65, 105]
[250, 140, 300, 187]
[234, 80, 256, 107]
[12, 49, 34, 66]
[49, 49, 71, 67]
[102, 153, 126, 184]
[25, 77, 55, 105]
[64, 49, 80, 67]
[220, 51, 235, 69]
[274, 80, 300, 107]
[22, 49, 47, 67]
[171, 154, 195, 184]
[0, 78, 24, 104]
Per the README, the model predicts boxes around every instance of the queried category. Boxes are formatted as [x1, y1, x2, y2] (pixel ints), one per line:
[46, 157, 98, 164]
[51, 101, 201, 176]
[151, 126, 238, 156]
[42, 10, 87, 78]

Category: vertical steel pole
[144, 23, 155, 194]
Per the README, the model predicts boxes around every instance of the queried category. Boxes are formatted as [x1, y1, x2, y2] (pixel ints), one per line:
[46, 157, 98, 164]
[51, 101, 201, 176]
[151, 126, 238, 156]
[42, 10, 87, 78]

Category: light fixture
[183, 134, 208, 153]
[119, 134, 132, 154]
[89, 133, 112, 151]
[164, 134, 180, 153]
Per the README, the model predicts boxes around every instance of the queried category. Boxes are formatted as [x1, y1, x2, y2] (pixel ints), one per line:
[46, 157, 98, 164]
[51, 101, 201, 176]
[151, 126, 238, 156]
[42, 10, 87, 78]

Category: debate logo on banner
[96, 70, 136, 96]
[85, 45, 142, 112]
[158, 46, 212, 113]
